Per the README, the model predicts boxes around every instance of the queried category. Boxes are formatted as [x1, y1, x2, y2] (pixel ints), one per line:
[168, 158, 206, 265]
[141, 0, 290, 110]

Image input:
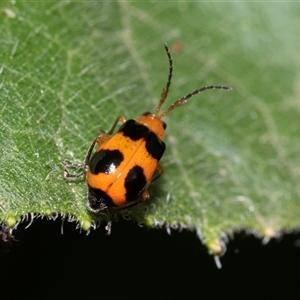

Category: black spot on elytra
[119, 119, 165, 160]
[89, 149, 123, 175]
[118, 119, 149, 141]
[124, 165, 147, 201]
[145, 132, 165, 161]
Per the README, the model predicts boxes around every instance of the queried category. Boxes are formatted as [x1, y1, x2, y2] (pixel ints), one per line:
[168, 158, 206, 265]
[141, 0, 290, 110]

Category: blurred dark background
[1, 219, 300, 299]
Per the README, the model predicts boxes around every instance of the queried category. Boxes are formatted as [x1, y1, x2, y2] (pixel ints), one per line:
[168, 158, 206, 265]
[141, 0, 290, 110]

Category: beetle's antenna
[155, 43, 173, 116]
[159, 85, 232, 119]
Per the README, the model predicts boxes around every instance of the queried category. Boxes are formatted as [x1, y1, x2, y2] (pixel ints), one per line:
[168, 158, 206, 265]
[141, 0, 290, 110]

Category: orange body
[87, 131, 160, 206]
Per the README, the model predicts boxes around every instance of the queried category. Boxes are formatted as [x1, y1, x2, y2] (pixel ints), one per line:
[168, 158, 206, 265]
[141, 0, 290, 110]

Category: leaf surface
[1, 2, 300, 254]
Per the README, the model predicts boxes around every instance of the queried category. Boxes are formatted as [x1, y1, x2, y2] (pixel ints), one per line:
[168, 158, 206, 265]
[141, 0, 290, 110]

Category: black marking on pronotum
[89, 149, 123, 175]
[119, 119, 149, 141]
[88, 186, 116, 212]
[124, 165, 147, 201]
[145, 131, 166, 161]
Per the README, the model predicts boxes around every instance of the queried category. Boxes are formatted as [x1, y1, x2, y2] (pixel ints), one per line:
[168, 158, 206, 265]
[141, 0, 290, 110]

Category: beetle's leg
[104, 193, 149, 236]
[107, 116, 127, 135]
[63, 132, 102, 180]
[63, 159, 86, 179]
[63, 160, 84, 169]
[105, 211, 116, 236]
[82, 133, 104, 166]
[150, 163, 164, 183]
[63, 163, 85, 179]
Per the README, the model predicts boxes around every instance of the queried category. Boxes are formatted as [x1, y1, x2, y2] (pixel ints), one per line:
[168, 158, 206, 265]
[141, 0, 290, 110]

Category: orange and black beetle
[64, 44, 232, 234]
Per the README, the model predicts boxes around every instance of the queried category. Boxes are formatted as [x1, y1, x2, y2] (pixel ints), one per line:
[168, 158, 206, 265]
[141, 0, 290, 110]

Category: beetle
[63, 44, 232, 234]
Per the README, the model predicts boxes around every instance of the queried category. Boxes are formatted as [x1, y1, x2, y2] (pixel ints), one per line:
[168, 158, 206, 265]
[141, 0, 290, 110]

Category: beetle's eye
[162, 121, 167, 130]
[142, 112, 151, 116]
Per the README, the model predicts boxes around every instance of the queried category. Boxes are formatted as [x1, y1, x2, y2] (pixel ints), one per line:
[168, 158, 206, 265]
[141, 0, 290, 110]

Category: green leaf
[1, 2, 300, 255]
